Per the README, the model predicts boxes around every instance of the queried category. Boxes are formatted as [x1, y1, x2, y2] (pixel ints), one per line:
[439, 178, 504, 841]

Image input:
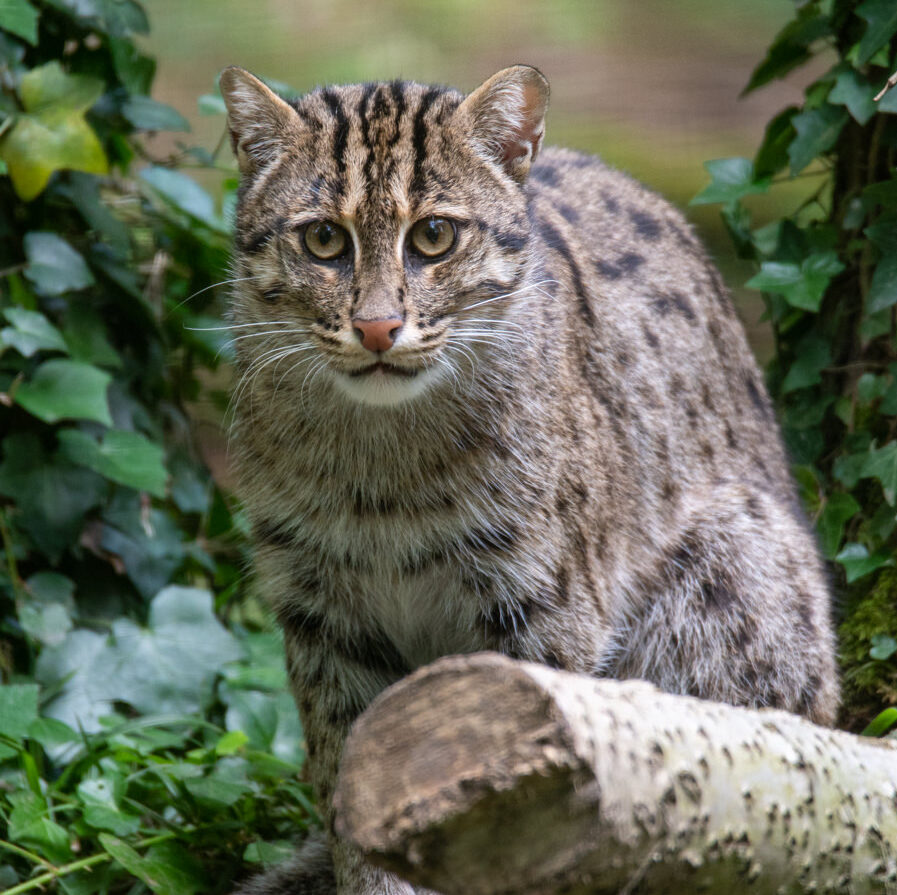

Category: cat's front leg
[280, 608, 415, 895]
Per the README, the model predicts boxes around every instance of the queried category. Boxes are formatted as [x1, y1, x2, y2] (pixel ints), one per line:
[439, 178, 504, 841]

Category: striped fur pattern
[221, 65, 838, 895]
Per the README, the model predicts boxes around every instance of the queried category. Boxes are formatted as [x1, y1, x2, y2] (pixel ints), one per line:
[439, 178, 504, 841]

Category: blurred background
[141, 0, 821, 352]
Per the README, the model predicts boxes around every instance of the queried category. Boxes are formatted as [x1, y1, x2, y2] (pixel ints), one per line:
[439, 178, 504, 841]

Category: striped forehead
[292, 81, 463, 219]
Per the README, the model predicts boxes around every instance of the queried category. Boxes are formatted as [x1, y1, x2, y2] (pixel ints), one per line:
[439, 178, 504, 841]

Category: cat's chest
[356, 563, 486, 668]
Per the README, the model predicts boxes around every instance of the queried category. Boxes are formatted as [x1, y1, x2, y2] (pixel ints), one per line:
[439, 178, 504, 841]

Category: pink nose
[352, 317, 402, 352]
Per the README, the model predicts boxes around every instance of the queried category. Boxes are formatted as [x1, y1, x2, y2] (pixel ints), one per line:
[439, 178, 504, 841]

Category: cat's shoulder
[528, 147, 704, 262]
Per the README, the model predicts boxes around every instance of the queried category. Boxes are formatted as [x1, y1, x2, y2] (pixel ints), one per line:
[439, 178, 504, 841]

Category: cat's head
[220, 65, 549, 407]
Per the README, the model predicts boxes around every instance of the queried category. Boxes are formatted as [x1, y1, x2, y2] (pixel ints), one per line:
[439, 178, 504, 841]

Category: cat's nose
[352, 317, 403, 352]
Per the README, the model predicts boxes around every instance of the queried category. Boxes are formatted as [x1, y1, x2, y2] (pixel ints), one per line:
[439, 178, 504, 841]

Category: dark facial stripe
[321, 88, 349, 178]
[388, 80, 407, 147]
[411, 87, 442, 194]
[358, 82, 377, 190]
[538, 218, 595, 328]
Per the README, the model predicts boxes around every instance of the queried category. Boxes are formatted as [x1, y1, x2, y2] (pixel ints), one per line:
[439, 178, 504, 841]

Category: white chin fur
[331, 365, 443, 406]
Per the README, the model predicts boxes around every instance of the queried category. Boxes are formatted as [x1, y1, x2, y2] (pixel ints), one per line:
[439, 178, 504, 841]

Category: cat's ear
[459, 65, 549, 182]
[219, 66, 303, 174]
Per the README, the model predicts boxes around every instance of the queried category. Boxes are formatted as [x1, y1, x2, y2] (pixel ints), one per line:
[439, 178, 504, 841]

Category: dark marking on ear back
[671, 290, 697, 322]
[600, 191, 620, 214]
[642, 323, 660, 349]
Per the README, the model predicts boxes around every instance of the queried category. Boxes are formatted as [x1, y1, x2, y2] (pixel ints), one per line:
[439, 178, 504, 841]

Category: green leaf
[140, 166, 228, 233]
[198, 92, 226, 115]
[0, 683, 39, 743]
[870, 633, 897, 660]
[0, 62, 107, 199]
[122, 96, 190, 132]
[867, 254, 897, 313]
[0, 306, 68, 357]
[834, 441, 897, 503]
[745, 251, 843, 311]
[690, 157, 770, 205]
[243, 841, 295, 866]
[754, 106, 798, 178]
[184, 774, 250, 807]
[862, 707, 897, 736]
[788, 105, 848, 174]
[26, 717, 78, 750]
[829, 68, 877, 125]
[817, 491, 860, 559]
[20, 60, 103, 113]
[0, 0, 39, 45]
[0, 433, 107, 560]
[14, 358, 112, 424]
[835, 542, 893, 583]
[782, 335, 831, 392]
[743, 5, 829, 94]
[58, 428, 168, 497]
[856, 0, 897, 66]
[100, 835, 202, 895]
[23, 231, 94, 296]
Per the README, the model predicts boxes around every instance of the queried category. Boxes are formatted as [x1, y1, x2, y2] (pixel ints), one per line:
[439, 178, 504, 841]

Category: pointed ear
[458, 65, 549, 182]
[219, 66, 303, 174]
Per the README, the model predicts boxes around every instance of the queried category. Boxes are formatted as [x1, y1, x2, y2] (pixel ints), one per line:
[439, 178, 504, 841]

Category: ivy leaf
[788, 105, 849, 174]
[829, 68, 877, 125]
[856, 0, 897, 66]
[870, 633, 897, 660]
[23, 231, 94, 296]
[743, 5, 830, 94]
[0, 62, 108, 200]
[140, 166, 228, 234]
[58, 428, 168, 497]
[817, 491, 860, 559]
[19, 571, 76, 647]
[14, 358, 112, 425]
[834, 440, 897, 504]
[745, 251, 844, 311]
[690, 157, 770, 205]
[0, 433, 107, 560]
[782, 335, 831, 392]
[0, 0, 39, 45]
[835, 542, 893, 583]
[0, 306, 68, 357]
[122, 96, 190, 132]
[0, 684, 39, 751]
[754, 106, 798, 178]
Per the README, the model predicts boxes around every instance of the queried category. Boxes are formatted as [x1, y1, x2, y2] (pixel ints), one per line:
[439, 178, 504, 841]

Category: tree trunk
[333, 653, 897, 895]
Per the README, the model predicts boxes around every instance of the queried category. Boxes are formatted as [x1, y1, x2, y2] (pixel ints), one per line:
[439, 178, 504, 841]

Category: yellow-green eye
[304, 220, 348, 260]
[409, 216, 455, 258]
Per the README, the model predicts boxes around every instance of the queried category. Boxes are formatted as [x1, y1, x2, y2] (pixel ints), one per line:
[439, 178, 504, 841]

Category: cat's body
[221, 66, 838, 895]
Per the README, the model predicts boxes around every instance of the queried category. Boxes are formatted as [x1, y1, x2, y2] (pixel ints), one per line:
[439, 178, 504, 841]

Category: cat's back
[526, 147, 790, 495]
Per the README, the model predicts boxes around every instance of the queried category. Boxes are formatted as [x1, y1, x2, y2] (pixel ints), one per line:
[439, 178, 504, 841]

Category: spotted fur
[221, 65, 838, 895]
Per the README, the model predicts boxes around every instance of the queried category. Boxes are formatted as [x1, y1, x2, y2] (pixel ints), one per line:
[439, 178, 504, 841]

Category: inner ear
[219, 66, 304, 174]
[459, 65, 550, 182]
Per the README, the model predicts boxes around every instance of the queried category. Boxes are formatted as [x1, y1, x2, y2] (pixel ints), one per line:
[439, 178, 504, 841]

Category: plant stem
[0, 832, 176, 895]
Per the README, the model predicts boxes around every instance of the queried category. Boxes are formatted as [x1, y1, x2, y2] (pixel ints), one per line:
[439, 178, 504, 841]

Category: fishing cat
[220, 64, 838, 895]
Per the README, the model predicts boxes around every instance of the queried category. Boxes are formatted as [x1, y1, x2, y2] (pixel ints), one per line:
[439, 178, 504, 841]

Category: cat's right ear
[219, 66, 302, 174]
[459, 65, 550, 182]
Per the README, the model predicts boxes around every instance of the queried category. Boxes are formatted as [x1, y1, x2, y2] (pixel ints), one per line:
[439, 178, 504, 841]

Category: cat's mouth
[349, 362, 419, 379]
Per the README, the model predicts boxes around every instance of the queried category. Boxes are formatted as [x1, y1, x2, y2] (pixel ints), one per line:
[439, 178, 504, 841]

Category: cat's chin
[331, 364, 442, 407]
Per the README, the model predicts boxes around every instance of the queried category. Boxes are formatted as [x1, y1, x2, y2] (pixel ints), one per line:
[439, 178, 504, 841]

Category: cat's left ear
[459, 65, 549, 182]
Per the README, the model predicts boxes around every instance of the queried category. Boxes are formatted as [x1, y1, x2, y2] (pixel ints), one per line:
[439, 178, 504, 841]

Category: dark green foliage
[0, 3, 314, 891]
[695, 0, 897, 728]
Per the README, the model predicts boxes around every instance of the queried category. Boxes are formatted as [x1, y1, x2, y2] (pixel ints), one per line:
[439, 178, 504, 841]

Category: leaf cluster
[0, 3, 313, 891]
[693, 0, 897, 723]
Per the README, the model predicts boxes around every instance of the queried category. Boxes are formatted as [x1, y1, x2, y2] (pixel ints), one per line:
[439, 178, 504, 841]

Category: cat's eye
[304, 220, 348, 260]
[409, 216, 456, 258]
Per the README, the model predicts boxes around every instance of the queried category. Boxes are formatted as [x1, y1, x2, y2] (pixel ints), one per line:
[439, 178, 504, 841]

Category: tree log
[333, 653, 897, 895]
